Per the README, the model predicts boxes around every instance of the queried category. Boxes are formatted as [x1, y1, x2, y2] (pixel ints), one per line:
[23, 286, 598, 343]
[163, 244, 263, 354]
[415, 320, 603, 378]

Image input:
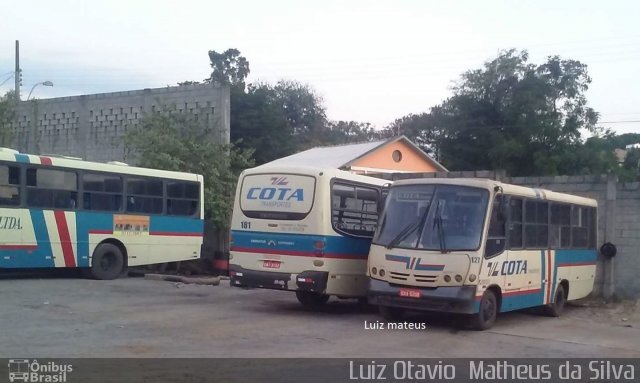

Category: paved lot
[0, 273, 639, 358]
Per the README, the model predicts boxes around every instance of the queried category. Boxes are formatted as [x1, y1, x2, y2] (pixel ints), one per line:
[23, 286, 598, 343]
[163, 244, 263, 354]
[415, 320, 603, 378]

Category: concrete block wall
[10, 84, 230, 163]
[388, 171, 640, 298]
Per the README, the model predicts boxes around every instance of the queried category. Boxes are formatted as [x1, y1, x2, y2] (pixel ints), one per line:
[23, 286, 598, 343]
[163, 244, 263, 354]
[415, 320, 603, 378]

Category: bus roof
[245, 164, 391, 186]
[390, 178, 597, 207]
[0, 149, 202, 182]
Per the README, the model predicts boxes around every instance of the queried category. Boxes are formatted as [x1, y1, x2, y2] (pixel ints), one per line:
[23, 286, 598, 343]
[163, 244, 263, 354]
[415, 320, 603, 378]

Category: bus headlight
[379, 269, 385, 277]
[468, 274, 477, 282]
[371, 267, 377, 275]
[443, 275, 451, 283]
[455, 274, 463, 283]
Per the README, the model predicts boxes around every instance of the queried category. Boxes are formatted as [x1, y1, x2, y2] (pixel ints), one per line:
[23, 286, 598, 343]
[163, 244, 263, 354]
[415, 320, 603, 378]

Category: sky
[1, 0, 639, 135]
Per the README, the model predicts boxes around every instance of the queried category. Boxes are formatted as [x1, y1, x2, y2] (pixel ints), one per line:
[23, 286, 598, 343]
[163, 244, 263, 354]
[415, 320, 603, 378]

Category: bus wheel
[379, 305, 404, 321]
[90, 243, 124, 280]
[544, 284, 566, 317]
[469, 290, 498, 330]
[296, 291, 330, 306]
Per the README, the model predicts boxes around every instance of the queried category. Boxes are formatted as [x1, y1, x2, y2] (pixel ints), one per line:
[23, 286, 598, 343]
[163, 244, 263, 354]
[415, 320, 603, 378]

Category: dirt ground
[1, 273, 639, 358]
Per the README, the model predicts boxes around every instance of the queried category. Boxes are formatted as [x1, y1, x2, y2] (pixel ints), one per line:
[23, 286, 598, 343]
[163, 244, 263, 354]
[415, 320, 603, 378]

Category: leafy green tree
[385, 113, 445, 160]
[622, 147, 640, 180]
[325, 120, 379, 144]
[606, 133, 640, 150]
[200, 48, 383, 165]
[230, 84, 293, 165]
[0, 90, 16, 146]
[206, 48, 250, 90]
[124, 108, 254, 230]
[270, 80, 328, 149]
[418, 49, 608, 176]
[231, 80, 330, 164]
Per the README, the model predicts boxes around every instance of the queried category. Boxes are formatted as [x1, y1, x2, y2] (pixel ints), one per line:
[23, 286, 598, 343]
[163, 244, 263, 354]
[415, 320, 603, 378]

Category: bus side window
[524, 200, 548, 249]
[571, 206, 588, 248]
[550, 203, 571, 248]
[588, 207, 597, 249]
[485, 195, 506, 258]
[0, 164, 21, 206]
[331, 182, 379, 237]
[508, 198, 523, 249]
[25, 167, 78, 210]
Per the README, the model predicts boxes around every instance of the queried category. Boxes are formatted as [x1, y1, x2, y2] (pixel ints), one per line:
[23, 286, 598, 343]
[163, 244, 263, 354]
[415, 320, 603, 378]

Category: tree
[0, 90, 16, 146]
[324, 120, 379, 145]
[271, 80, 328, 149]
[206, 48, 250, 90]
[622, 147, 640, 180]
[384, 113, 444, 160]
[230, 84, 293, 165]
[417, 49, 608, 176]
[123, 108, 254, 230]
[202, 48, 380, 165]
[231, 80, 329, 164]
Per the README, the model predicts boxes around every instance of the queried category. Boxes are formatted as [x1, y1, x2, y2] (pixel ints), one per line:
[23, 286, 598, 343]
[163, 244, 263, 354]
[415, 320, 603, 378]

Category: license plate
[263, 260, 281, 269]
[399, 288, 421, 298]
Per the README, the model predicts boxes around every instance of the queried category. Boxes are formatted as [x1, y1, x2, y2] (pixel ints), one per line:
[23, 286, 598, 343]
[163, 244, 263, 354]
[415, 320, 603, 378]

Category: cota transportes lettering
[246, 187, 304, 201]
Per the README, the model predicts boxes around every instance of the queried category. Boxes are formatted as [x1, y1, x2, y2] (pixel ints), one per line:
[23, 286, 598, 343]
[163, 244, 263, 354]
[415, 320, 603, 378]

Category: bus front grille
[413, 274, 438, 283]
[389, 271, 409, 281]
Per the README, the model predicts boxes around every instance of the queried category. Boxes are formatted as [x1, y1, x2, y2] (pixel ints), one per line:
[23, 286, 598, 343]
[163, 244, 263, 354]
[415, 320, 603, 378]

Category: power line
[600, 120, 640, 124]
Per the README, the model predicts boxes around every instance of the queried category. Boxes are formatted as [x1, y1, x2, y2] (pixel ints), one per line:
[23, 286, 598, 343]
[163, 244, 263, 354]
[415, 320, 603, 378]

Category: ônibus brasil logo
[246, 176, 304, 202]
[7, 359, 73, 383]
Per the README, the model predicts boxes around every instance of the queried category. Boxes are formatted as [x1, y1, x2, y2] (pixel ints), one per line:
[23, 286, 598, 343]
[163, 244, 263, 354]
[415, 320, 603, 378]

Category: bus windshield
[374, 184, 489, 251]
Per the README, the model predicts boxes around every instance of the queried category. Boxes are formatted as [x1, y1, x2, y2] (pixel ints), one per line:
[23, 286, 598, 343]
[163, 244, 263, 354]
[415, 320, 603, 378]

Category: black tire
[90, 243, 125, 280]
[544, 284, 567, 317]
[379, 305, 405, 321]
[296, 291, 330, 307]
[469, 290, 498, 330]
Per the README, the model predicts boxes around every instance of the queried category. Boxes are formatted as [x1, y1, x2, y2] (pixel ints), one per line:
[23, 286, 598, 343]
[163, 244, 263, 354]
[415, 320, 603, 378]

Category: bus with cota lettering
[229, 165, 389, 306]
[0, 148, 203, 279]
[367, 178, 597, 330]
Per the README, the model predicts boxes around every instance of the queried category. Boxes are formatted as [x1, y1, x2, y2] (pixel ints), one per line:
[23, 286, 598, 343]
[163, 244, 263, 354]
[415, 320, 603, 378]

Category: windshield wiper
[433, 201, 447, 253]
[386, 203, 432, 249]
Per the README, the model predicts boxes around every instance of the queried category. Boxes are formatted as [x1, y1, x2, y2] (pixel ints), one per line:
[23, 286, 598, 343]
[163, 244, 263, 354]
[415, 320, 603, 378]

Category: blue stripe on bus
[150, 215, 204, 235]
[14, 154, 30, 163]
[0, 210, 55, 268]
[555, 249, 597, 266]
[501, 289, 545, 312]
[231, 230, 372, 259]
[75, 212, 114, 267]
[498, 249, 596, 312]
[1, 210, 204, 269]
[30, 209, 55, 267]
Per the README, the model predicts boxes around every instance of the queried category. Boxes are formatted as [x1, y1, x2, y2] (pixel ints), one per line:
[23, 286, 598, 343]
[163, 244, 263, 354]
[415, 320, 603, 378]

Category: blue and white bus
[0, 148, 204, 279]
[229, 165, 389, 306]
[368, 178, 598, 329]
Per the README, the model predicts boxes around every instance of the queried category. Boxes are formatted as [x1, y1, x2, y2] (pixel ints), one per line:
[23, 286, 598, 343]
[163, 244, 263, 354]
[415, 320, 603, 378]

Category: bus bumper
[229, 265, 328, 293]
[368, 278, 478, 314]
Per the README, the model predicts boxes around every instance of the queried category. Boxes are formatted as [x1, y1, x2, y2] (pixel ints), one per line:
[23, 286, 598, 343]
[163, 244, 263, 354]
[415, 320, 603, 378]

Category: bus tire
[296, 291, 330, 306]
[90, 243, 125, 280]
[544, 284, 566, 317]
[469, 290, 498, 330]
[379, 305, 404, 321]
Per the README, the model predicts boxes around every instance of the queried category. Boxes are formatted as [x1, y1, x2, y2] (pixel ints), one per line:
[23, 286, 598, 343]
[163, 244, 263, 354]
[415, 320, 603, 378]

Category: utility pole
[14, 40, 20, 101]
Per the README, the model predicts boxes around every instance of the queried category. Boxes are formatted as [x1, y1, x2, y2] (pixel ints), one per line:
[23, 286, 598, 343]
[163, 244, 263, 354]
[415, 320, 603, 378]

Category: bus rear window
[239, 174, 316, 220]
